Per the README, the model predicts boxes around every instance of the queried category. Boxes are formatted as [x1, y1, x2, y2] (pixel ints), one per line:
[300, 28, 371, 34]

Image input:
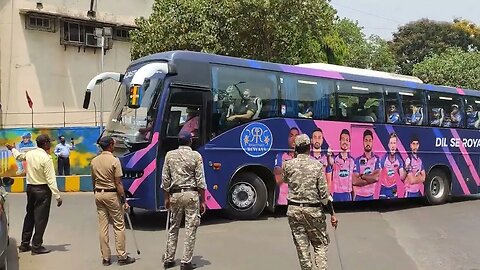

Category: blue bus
[83, 51, 480, 219]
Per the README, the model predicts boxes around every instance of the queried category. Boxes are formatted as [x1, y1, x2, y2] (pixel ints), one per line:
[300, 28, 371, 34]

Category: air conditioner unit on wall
[85, 33, 100, 47]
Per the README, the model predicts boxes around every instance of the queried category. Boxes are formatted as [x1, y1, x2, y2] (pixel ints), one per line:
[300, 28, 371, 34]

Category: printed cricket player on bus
[274, 127, 300, 204]
[379, 132, 406, 199]
[352, 129, 381, 201]
[404, 136, 426, 197]
[310, 128, 333, 193]
[328, 129, 355, 201]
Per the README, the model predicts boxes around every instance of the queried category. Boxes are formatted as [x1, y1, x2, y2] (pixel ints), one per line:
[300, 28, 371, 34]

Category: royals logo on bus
[240, 122, 273, 157]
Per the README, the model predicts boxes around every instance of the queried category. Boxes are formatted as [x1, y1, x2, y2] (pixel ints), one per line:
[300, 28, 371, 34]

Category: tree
[335, 18, 395, 72]
[453, 18, 480, 39]
[389, 18, 476, 75]
[130, 0, 346, 65]
[367, 35, 396, 72]
[412, 47, 480, 90]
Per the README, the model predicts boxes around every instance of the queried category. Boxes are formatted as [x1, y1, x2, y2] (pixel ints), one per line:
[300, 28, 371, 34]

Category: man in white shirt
[6, 134, 63, 255]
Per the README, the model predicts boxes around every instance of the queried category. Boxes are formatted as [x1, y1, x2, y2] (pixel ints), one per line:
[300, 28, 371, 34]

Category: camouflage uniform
[282, 134, 332, 270]
[161, 145, 206, 265]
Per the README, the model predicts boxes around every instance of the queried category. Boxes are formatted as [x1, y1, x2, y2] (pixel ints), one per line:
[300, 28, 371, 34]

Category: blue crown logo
[240, 122, 273, 158]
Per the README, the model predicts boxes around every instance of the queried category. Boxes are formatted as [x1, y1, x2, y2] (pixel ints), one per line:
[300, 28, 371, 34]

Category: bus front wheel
[225, 172, 267, 220]
[425, 169, 450, 205]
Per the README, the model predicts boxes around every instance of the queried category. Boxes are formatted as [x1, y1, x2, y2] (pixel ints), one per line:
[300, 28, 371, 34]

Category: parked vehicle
[0, 177, 13, 270]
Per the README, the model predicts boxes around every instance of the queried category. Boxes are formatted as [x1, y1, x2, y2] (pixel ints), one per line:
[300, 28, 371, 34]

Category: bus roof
[296, 63, 423, 83]
[131, 50, 480, 97]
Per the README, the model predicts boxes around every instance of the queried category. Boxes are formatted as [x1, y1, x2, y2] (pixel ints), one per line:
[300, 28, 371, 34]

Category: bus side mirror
[128, 85, 142, 109]
[2, 177, 14, 187]
[83, 91, 91, 109]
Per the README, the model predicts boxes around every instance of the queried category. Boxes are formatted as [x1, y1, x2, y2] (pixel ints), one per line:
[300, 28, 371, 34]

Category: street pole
[100, 35, 104, 131]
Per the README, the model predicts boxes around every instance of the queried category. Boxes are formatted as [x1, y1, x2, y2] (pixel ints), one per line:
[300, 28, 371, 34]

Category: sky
[330, 0, 480, 40]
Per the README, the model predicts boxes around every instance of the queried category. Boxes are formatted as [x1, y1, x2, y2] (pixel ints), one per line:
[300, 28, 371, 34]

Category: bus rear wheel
[425, 169, 450, 205]
[225, 172, 267, 220]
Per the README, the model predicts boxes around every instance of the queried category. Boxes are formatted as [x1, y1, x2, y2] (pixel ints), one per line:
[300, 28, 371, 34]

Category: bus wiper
[106, 130, 126, 134]
[98, 130, 126, 143]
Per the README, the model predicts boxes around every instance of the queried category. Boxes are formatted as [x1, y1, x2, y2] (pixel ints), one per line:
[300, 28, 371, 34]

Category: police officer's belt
[95, 188, 117, 192]
[287, 200, 322, 207]
[170, 187, 198, 194]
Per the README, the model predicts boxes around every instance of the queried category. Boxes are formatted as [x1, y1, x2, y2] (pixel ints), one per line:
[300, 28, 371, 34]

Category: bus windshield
[105, 73, 164, 146]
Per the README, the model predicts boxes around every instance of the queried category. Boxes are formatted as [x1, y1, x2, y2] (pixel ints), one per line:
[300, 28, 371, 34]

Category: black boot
[164, 260, 175, 269]
[31, 246, 51, 255]
[118, 256, 136, 265]
[18, 244, 31, 253]
[180, 262, 196, 270]
[102, 258, 111, 266]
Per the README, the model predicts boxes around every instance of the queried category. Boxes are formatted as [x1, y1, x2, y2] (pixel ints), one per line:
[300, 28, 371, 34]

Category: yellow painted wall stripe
[7, 175, 93, 193]
[65, 175, 80, 192]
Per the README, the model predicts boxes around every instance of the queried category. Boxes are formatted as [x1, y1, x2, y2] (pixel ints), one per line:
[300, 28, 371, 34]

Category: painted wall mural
[0, 126, 101, 177]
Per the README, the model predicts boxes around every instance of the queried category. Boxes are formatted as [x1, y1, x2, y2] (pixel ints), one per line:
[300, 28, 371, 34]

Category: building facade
[0, 0, 154, 128]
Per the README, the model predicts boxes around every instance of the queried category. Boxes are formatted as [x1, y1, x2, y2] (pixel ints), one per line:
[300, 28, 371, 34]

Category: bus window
[464, 96, 480, 129]
[336, 81, 383, 123]
[279, 75, 335, 120]
[164, 89, 204, 150]
[427, 92, 464, 128]
[166, 106, 201, 138]
[384, 87, 426, 126]
[211, 65, 278, 134]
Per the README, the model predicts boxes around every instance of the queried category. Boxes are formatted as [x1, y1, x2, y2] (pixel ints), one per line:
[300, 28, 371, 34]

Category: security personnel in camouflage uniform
[161, 131, 207, 270]
[282, 134, 339, 270]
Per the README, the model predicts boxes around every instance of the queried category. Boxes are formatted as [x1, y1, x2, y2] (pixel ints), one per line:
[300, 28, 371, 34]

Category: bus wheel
[425, 169, 450, 205]
[225, 172, 267, 220]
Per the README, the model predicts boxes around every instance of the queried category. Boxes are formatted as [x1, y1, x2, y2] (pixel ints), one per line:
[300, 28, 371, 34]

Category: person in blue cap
[16, 132, 35, 175]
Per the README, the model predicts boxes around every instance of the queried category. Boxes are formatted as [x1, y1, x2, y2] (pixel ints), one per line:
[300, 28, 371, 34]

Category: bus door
[455, 153, 478, 194]
[158, 84, 210, 207]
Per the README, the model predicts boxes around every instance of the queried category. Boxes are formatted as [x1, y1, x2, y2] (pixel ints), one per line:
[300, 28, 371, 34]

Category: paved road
[5, 193, 480, 270]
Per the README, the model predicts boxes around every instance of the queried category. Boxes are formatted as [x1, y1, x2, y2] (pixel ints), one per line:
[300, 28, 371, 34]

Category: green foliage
[367, 35, 396, 72]
[130, 0, 345, 65]
[390, 18, 478, 75]
[335, 18, 395, 72]
[412, 47, 480, 90]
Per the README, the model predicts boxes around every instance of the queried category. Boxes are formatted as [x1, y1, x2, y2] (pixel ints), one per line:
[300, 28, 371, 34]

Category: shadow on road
[127, 195, 480, 232]
[45, 243, 71, 252]
[127, 210, 236, 232]
[191, 255, 211, 268]
[331, 195, 480, 213]
[7, 237, 19, 270]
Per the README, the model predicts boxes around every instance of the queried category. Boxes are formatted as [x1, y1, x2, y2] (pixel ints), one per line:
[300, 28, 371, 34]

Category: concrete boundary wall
[6, 175, 93, 193]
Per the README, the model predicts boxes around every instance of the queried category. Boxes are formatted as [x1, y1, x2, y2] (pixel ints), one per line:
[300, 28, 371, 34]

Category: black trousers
[22, 184, 52, 249]
[58, 156, 70, 175]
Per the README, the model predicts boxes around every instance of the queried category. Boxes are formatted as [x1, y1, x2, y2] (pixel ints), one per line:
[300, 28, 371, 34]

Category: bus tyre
[225, 172, 267, 220]
[425, 169, 450, 205]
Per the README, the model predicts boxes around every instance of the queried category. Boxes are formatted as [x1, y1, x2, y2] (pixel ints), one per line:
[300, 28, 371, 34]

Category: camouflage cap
[294, 134, 310, 147]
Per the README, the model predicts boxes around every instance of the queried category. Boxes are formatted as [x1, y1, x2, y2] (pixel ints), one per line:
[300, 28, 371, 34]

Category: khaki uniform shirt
[91, 151, 123, 190]
[161, 146, 207, 192]
[12, 148, 61, 199]
[282, 153, 330, 205]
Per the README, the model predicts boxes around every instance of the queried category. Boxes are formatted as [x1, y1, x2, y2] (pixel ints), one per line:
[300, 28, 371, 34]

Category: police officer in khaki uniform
[91, 136, 135, 266]
[282, 134, 338, 270]
[161, 131, 207, 270]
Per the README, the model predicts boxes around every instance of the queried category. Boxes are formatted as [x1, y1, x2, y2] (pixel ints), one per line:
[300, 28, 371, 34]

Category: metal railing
[0, 102, 107, 128]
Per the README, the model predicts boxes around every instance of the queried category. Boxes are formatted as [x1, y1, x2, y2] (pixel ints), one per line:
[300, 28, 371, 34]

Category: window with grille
[25, 15, 55, 32]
